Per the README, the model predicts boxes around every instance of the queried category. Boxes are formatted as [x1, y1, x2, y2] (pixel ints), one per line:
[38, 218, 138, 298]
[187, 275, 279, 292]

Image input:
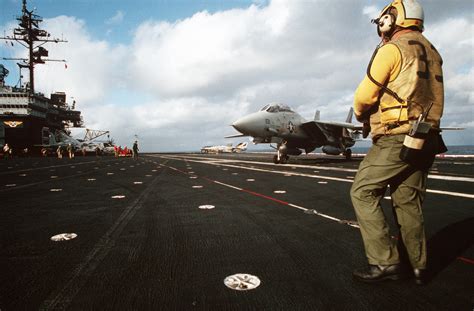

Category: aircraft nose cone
[232, 119, 246, 133]
[232, 112, 263, 136]
[232, 115, 254, 134]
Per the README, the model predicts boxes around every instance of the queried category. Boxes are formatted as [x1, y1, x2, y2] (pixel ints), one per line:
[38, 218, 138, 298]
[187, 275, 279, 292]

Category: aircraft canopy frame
[260, 103, 294, 113]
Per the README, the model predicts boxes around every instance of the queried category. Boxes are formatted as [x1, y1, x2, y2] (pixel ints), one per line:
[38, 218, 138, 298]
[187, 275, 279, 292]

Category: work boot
[353, 264, 407, 283]
[413, 268, 429, 286]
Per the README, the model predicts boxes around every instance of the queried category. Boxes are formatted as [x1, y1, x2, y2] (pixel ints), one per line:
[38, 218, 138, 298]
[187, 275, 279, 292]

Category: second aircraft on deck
[226, 103, 363, 164]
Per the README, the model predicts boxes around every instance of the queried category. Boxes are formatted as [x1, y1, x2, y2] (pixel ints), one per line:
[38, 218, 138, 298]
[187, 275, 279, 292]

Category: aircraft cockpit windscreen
[278, 104, 294, 113]
[260, 104, 270, 111]
[262, 103, 294, 113]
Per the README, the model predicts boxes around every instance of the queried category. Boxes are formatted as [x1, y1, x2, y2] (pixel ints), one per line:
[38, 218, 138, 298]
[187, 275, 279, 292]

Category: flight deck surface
[1, 153, 473, 310]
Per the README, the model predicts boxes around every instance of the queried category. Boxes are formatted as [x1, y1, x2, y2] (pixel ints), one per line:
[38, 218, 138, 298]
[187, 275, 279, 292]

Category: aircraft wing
[314, 121, 363, 130]
[300, 121, 327, 143]
[225, 133, 248, 138]
[440, 127, 465, 130]
[301, 120, 364, 145]
[314, 122, 460, 132]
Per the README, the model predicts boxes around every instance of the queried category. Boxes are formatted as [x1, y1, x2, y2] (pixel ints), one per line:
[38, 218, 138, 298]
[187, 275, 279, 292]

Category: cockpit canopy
[260, 103, 294, 113]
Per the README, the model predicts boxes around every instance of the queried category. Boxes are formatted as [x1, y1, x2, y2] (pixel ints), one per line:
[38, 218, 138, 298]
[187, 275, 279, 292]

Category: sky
[1, 0, 473, 152]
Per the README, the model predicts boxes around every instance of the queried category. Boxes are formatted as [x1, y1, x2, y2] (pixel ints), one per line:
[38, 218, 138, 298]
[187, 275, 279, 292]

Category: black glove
[362, 123, 371, 138]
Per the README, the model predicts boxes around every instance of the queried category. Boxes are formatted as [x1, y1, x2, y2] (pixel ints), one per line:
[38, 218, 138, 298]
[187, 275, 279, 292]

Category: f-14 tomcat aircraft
[226, 103, 362, 164]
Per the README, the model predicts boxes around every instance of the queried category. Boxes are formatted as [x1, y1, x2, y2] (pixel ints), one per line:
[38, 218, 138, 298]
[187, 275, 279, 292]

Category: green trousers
[350, 135, 428, 269]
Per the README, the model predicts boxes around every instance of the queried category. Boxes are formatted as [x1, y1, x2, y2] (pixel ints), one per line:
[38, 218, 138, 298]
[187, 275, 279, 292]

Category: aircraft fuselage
[232, 109, 310, 144]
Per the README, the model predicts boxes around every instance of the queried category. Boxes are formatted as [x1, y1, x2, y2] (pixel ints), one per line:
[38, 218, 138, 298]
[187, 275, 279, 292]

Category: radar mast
[0, 0, 67, 94]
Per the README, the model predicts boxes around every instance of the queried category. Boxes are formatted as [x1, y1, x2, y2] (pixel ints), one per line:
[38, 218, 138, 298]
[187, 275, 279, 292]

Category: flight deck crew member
[350, 0, 445, 285]
[3, 143, 11, 159]
[56, 146, 63, 159]
[132, 141, 139, 160]
[67, 143, 74, 159]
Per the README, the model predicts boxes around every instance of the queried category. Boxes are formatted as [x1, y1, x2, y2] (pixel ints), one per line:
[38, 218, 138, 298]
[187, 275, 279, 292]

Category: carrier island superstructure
[0, 0, 83, 153]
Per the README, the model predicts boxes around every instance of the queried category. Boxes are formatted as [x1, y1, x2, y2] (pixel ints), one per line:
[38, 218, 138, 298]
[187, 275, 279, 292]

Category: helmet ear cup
[378, 13, 396, 35]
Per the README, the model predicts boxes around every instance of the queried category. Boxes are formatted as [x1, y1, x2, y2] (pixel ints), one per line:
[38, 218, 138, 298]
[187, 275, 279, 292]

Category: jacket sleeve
[353, 44, 401, 121]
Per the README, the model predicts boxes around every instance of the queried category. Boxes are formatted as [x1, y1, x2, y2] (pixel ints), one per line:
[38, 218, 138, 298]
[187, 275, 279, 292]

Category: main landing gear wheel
[344, 148, 352, 160]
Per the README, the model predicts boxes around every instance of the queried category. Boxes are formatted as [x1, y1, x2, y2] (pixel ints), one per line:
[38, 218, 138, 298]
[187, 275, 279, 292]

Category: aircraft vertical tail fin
[314, 110, 320, 121]
[346, 107, 353, 123]
[342, 108, 354, 138]
[232, 142, 248, 152]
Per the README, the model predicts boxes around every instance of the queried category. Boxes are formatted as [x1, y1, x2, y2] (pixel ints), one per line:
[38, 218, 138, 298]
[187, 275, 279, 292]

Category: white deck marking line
[426, 189, 474, 199]
[213, 180, 243, 191]
[290, 202, 354, 225]
[208, 162, 353, 183]
[163, 154, 359, 173]
[158, 154, 474, 183]
[157, 155, 474, 199]
[287, 203, 308, 212]
[159, 155, 353, 183]
[427, 175, 474, 182]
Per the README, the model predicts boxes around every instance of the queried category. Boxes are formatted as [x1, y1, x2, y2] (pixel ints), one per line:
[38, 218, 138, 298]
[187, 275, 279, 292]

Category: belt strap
[381, 104, 408, 113]
[385, 120, 410, 130]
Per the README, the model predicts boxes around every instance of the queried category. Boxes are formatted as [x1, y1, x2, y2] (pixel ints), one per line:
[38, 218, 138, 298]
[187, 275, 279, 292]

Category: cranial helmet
[373, 0, 424, 36]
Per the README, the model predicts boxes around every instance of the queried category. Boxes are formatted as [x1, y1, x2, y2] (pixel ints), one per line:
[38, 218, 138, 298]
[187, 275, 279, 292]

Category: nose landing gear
[343, 148, 352, 160]
[273, 142, 289, 164]
[273, 153, 289, 164]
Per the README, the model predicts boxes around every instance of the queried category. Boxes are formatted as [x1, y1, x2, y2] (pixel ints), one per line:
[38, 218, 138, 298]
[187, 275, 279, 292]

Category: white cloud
[34, 16, 128, 104]
[425, 17, 474, 128]
[105, 10, 125, 25]
[128, 5, 282, 97]
[128, 0, 369, 100]
[362, 6, 379, 19]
